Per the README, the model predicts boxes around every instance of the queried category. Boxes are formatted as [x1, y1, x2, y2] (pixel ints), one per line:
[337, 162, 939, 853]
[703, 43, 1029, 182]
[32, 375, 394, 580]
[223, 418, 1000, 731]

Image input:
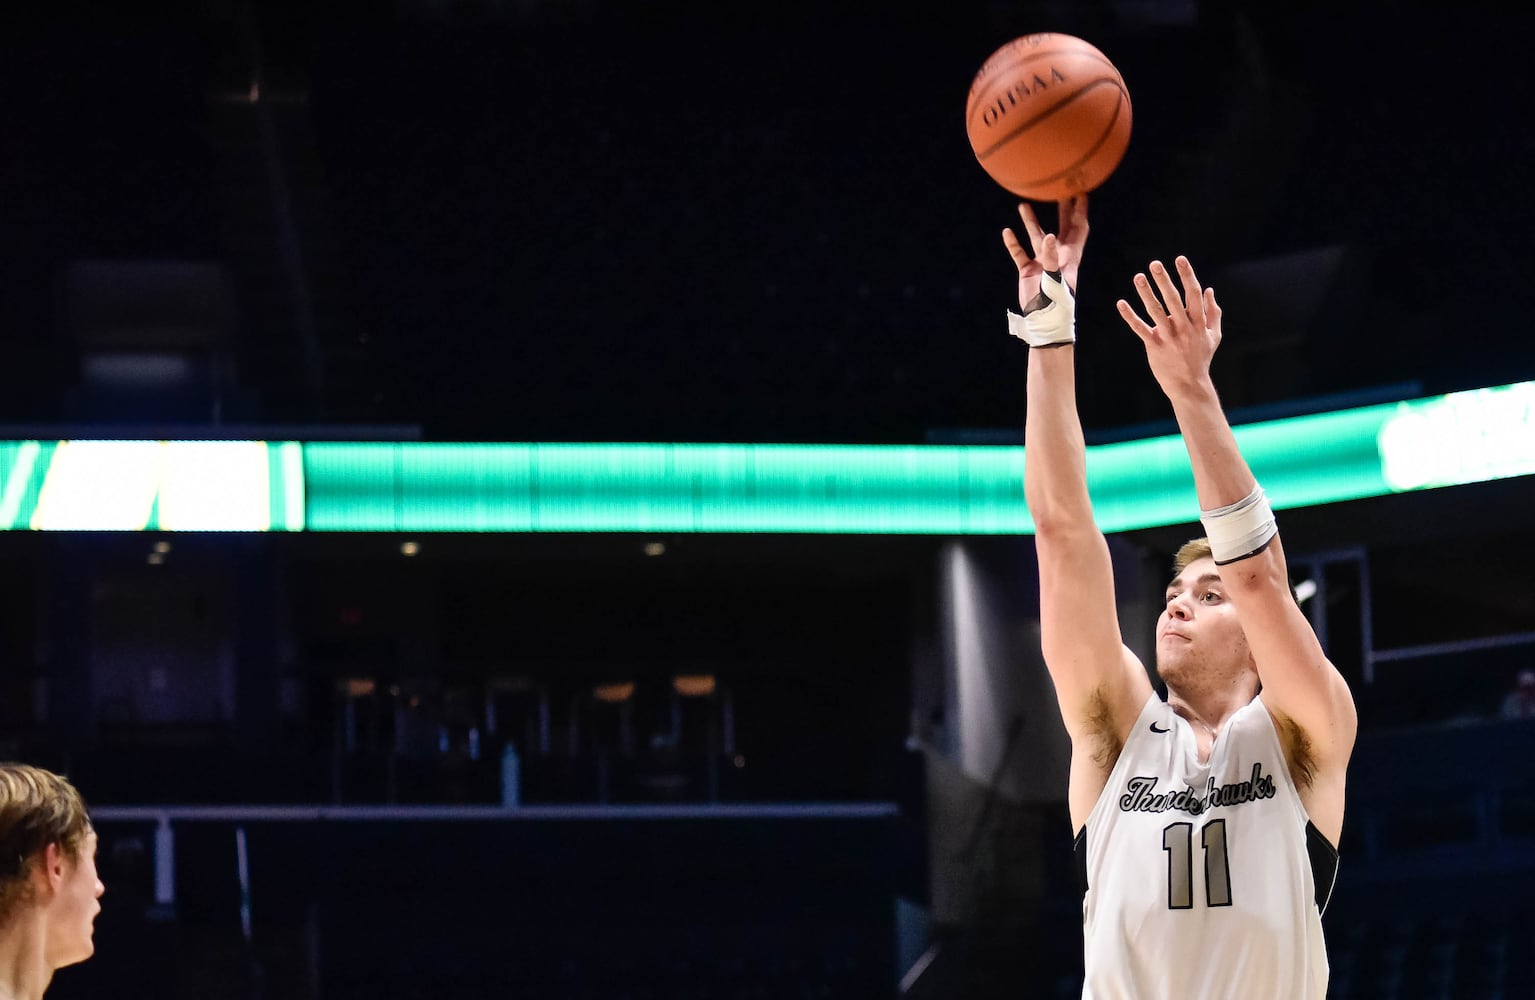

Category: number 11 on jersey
[1163, 819, 1233, 909]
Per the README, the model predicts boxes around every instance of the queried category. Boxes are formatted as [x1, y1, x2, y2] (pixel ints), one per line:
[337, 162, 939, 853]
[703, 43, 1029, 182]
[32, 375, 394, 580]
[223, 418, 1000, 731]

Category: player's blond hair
[1171, 537, 1299, 605]
[1171, 537, 1214, 578]
[0, 764, 92, 924]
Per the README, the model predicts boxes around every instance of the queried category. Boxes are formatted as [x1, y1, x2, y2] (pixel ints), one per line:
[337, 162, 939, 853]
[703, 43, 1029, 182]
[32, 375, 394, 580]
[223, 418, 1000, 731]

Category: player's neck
[0, 913, 52, 1000]
[1166, 689, 1250, 738]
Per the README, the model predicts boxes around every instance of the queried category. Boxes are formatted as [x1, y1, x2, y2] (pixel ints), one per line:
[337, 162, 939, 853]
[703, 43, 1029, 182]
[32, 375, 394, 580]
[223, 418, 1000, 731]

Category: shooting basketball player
[1003, 195, 1356, 998]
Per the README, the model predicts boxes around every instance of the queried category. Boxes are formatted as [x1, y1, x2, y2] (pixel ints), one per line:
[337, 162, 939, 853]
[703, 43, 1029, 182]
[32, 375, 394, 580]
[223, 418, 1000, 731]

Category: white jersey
[1077, 693, 1337, 1000]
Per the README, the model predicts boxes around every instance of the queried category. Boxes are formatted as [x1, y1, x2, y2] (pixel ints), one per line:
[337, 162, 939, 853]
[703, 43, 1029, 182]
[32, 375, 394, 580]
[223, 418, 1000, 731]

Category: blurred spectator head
[1501, 670, 1535, 720]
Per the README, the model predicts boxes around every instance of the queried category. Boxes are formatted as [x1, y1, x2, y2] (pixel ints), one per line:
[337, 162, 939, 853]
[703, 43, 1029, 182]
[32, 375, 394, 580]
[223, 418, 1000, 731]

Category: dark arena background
[2, 1, 1533, 997]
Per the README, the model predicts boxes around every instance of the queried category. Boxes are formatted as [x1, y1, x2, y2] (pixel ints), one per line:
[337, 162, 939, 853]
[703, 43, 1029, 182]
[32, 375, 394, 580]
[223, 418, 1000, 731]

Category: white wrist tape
[1199, 484, 1278, 565]
[1006, 269, 1075, 347]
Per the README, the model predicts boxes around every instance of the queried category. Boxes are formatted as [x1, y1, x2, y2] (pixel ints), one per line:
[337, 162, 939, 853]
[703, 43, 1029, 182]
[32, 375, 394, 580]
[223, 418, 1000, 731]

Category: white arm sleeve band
[1006, 269, 1075, 347]
[1199, 484, 1278, 565]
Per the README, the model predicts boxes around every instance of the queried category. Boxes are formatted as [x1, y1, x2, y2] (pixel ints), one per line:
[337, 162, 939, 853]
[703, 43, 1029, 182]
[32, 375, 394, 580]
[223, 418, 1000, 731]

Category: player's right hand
[1002, 195, 1088, 312]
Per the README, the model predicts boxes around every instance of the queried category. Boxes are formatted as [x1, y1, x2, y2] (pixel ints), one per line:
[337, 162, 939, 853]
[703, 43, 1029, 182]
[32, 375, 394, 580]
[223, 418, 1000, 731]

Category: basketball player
[0, 764, 104, 999]
[1003, 196, 1356, 999]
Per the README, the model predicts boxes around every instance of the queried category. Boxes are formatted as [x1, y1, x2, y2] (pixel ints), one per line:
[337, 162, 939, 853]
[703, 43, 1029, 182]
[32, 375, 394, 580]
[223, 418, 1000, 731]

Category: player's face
[1156, 556, 1252, 687]
[44, 830, 104, 970]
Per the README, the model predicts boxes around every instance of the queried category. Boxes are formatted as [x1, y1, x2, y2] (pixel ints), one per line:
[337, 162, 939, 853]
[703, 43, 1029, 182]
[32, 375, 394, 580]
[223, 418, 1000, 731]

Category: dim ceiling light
[594, 682, 635, 703]
[674, 674, 715, 697]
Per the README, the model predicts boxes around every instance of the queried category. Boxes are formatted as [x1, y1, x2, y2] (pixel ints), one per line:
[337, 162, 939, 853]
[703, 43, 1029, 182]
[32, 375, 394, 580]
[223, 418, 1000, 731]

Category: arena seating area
[6, 5, 1535, 999]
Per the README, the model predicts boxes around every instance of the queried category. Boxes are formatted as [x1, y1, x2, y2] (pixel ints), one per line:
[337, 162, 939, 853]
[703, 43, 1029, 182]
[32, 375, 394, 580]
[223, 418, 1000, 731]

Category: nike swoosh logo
[1149, 722, 1170, 734]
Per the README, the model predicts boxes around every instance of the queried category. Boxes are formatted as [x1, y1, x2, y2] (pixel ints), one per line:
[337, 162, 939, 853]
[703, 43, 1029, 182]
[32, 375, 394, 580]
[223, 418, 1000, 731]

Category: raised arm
[1008, 199, 1152, 820]
[1116, 257, 1357, 799]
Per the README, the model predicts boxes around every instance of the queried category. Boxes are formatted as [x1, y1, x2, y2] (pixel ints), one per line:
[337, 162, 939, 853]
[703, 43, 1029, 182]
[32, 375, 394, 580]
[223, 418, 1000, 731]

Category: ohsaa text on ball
[979, 67, 1067, 129]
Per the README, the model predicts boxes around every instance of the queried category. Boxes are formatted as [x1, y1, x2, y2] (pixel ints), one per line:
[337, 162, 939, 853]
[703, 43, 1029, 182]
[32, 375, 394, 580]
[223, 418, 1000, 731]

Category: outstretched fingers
[1002, 228, 1057, 272]
[1116, 298, 1157, 343]
[1002, 227, 1032, 271]
[1204, 286, 1222, 343]
[1147, 261, 1185, 323]
[1057, 195, 1088, 241]
[1035, 233, 1059, 271]
[1131, 271, 1169, 326]
[1017, 201, 1046, 251]
[1175, 256, 1205, 330]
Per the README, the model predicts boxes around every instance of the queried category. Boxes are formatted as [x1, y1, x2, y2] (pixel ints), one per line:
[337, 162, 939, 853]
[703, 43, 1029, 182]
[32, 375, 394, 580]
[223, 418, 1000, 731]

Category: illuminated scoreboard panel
[0, 381, 1528, 534]
[0, 440, 305, 532]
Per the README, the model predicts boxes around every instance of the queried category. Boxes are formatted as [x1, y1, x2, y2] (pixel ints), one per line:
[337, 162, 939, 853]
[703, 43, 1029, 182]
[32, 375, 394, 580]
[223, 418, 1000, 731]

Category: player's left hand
[1116, 255, 1222, 398]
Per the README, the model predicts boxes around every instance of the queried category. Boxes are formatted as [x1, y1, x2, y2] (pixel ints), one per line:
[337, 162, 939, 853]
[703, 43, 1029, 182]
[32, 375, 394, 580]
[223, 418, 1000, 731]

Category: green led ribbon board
[0, 381, 1529, 533]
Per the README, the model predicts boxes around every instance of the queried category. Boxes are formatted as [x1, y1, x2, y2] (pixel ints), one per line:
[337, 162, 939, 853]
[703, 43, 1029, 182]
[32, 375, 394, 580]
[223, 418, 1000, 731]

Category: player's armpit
[1036, 527, 1155, 745]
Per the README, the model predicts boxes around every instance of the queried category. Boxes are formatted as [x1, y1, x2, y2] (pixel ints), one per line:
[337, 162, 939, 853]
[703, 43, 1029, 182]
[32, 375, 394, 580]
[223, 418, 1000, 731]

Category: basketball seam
[971, 80, 1129, 162]
[965, 52, 1124, 118]
[1009, 94, 1130, 192]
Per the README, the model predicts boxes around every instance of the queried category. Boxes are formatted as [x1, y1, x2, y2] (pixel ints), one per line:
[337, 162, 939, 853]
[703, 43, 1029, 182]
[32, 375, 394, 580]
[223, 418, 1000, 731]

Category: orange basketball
[965, 33, 1132, 200]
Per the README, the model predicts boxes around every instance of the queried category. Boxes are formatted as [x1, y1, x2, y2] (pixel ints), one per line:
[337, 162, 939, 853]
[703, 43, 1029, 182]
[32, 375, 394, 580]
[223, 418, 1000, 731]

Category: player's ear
[41, 842, 67, 892]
